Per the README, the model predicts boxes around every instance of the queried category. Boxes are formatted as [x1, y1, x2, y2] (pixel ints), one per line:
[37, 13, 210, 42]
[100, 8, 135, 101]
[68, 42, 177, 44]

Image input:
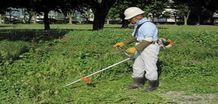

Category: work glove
[126, 47, 137, 55]
[113, 42, 125, 48]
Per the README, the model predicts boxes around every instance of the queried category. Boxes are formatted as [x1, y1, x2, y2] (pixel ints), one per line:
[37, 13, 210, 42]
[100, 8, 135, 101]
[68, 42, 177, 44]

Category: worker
[113, 7, 160, 92]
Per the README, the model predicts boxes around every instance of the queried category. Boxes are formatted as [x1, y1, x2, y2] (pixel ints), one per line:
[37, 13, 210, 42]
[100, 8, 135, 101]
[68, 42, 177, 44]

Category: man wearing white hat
[114, 7, 160, 92]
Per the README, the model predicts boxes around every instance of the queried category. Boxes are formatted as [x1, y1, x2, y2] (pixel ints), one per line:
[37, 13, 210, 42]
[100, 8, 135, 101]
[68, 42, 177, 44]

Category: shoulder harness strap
[133, 22, 148, 37]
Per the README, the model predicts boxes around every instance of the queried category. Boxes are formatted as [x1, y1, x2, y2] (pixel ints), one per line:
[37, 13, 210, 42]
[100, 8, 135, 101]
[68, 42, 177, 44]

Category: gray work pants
[132, 43, 160, 80]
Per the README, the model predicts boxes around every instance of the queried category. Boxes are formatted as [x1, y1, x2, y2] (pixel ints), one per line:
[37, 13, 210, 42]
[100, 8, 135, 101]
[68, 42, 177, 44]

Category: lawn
[0, 24, 218, 103]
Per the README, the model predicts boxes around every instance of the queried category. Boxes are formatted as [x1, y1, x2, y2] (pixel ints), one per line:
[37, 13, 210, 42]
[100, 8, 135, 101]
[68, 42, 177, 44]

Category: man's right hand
[113, 42, 125, 48]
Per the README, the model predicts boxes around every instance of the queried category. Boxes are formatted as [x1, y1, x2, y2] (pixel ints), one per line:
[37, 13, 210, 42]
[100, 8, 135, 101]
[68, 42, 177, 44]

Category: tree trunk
[210, 17, 215, 25]
[106, 18, 110, 24]
[69, 16, 72, 24]
[208, 14, 214, 25]
[28, 11, 35, 24]
[67, 12, 72, 24]
[33, 14, 37, 24]
[184, 10, 190, 25]
[120, 14, 128, 28]
[23, 15, 27, 24]
[22, 9, 27, 23]
[93, 8, 107, 30]
[184, 16, 188, 25]
[28, 14, 32, 24]
[121, 20, 129, 28]
[43, 10, 50, 30]
[0, 14, 2, 24]
[92, 0, 116, 30]
[197, 15, 201, 25]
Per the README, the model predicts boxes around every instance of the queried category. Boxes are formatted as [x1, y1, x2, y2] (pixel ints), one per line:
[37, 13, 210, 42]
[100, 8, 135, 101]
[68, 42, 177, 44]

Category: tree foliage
[109, 0, 168, 27]
[1, 0, 218, 30]
[173, 0, 218, 25]
[144, 0, 168, 17]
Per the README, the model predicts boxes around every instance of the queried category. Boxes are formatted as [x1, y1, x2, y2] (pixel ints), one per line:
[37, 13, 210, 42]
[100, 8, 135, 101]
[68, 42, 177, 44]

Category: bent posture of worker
[114, 7, 160, 92]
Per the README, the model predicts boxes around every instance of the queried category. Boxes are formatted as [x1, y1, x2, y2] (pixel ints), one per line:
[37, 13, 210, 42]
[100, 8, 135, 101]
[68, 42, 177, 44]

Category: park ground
[0, 24, 218, 103]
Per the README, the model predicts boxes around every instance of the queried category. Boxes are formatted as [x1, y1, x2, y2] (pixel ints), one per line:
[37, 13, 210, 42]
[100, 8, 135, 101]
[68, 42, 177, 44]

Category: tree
[203, 0, 218, 24]
[0, 0, 16, 23]
[162, 11, 171, 20]
[109, 0, 168, 28]
[26, 8, 37, 24]
[28, 0, 60, 30]
[177, 4, 190, 25]
[59, 0, 81, 24]
[173, 0, 218, 25]
[0, 0, 57, 29]
[169, 1, 190, 25]
[28, 0, 81, 30]
[144, 0, 168, 22]
[109, 0, 151, 28]
[108, 0, 131, 28]
[81, 0, 117, 30]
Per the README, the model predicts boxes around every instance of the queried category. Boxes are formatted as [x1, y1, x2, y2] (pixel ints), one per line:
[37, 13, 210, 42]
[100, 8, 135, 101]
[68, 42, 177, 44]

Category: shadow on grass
[0, 28, 94, 64]
[0, 29, 71, 64]
[0, 25, 13, 28]
[0, 29, 81, 42]
[157, 59, 164, 79]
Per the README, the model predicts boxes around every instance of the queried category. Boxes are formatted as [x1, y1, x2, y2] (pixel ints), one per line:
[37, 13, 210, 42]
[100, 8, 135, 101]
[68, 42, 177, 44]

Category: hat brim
[124, 11, 144, 20]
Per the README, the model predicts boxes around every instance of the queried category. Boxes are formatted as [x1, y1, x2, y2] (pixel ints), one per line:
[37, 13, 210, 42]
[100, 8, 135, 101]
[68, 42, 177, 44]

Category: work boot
[145, 80, 159, 92]
[128, 77, 145, 89]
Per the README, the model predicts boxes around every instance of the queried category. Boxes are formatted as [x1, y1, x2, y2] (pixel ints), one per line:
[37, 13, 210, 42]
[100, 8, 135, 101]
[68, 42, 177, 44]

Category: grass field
[0, 24, 218, 103]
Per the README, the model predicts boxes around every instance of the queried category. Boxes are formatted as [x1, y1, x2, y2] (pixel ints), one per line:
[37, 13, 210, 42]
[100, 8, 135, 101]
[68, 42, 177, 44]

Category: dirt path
[161, 91, 218, 104]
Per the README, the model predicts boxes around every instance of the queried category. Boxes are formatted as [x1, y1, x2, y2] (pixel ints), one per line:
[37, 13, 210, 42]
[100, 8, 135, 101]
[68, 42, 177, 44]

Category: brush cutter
[63, 57, 130, 87]
[63, 48, 132, 87]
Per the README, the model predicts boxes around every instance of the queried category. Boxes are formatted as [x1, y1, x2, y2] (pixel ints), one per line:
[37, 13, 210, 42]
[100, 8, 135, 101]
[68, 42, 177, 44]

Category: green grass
[0, 24, 218, 103]
[0, 23, 121, 30]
